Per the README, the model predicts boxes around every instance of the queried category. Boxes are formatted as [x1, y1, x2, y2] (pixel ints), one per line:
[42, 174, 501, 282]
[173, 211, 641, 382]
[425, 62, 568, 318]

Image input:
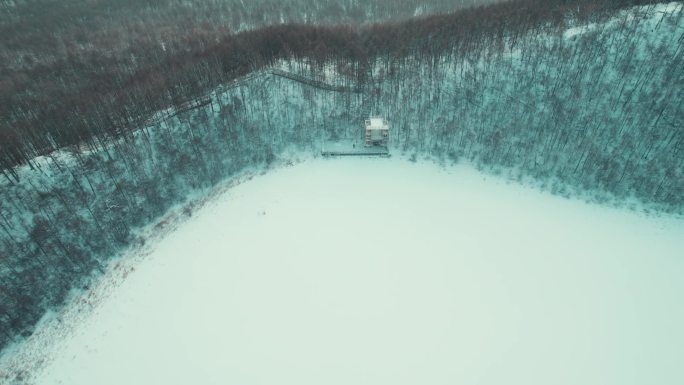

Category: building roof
[366, 118, 389, 130]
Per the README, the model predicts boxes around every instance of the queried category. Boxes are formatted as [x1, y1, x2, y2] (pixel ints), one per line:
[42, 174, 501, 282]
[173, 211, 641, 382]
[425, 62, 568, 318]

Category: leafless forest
[0, 0, 682, 362]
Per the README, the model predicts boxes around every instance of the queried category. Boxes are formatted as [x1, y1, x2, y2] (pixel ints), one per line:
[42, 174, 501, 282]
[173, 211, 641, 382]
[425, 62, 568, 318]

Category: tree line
[0, 0, 682, 372]
[0, 0, 669, 176]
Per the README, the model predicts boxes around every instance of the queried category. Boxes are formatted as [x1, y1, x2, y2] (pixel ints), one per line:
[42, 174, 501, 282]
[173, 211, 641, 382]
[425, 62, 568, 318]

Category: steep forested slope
[0, 0, 682, 360]
[0, 0, 502, 168]
[0, 0, 666, 170]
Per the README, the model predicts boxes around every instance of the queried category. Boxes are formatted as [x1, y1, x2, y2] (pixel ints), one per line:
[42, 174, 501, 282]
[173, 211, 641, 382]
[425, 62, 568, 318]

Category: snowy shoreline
[0, 157, 303, 384]
[2, 2, 683, 366]
[4, 157, 683, 385]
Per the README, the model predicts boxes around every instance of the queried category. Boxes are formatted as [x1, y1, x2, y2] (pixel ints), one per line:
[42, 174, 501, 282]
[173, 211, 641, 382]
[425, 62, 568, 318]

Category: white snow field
[33, 157, 684, 385]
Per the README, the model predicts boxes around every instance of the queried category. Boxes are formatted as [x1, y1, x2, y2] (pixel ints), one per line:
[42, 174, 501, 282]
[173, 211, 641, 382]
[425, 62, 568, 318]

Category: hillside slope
[0, 1, 682, 360]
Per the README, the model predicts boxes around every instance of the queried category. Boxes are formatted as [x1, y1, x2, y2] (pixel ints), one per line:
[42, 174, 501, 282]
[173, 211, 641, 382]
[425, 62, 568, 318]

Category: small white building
[364, 117, 389, 146]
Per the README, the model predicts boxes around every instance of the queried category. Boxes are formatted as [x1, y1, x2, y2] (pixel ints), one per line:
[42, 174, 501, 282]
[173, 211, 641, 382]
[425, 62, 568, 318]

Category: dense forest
[0, 0, 503, 170]
[0, 0, 683, 371]
[0, 0, 667, 170]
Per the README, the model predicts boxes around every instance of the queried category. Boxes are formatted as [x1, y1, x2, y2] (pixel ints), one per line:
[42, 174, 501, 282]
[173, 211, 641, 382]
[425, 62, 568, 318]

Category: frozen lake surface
[33, 157, 684, 385]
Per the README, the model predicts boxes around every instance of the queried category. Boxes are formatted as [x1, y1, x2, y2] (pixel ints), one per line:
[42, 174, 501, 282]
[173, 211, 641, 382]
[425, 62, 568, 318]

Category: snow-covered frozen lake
[33, 157, 684, 385]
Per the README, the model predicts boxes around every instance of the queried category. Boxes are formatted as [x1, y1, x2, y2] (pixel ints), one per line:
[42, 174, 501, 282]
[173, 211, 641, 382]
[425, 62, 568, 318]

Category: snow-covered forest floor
[3, 157, 684, 385]
[0, 1, 682, 370]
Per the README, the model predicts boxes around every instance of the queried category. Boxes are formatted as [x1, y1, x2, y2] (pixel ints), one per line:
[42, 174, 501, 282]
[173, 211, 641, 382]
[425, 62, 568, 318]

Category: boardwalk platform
[321, 139, 390, 157]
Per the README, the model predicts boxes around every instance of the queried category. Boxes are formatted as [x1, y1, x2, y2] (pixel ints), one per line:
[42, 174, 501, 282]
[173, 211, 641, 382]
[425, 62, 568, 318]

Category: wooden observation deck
[321, 139, 389, 157]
